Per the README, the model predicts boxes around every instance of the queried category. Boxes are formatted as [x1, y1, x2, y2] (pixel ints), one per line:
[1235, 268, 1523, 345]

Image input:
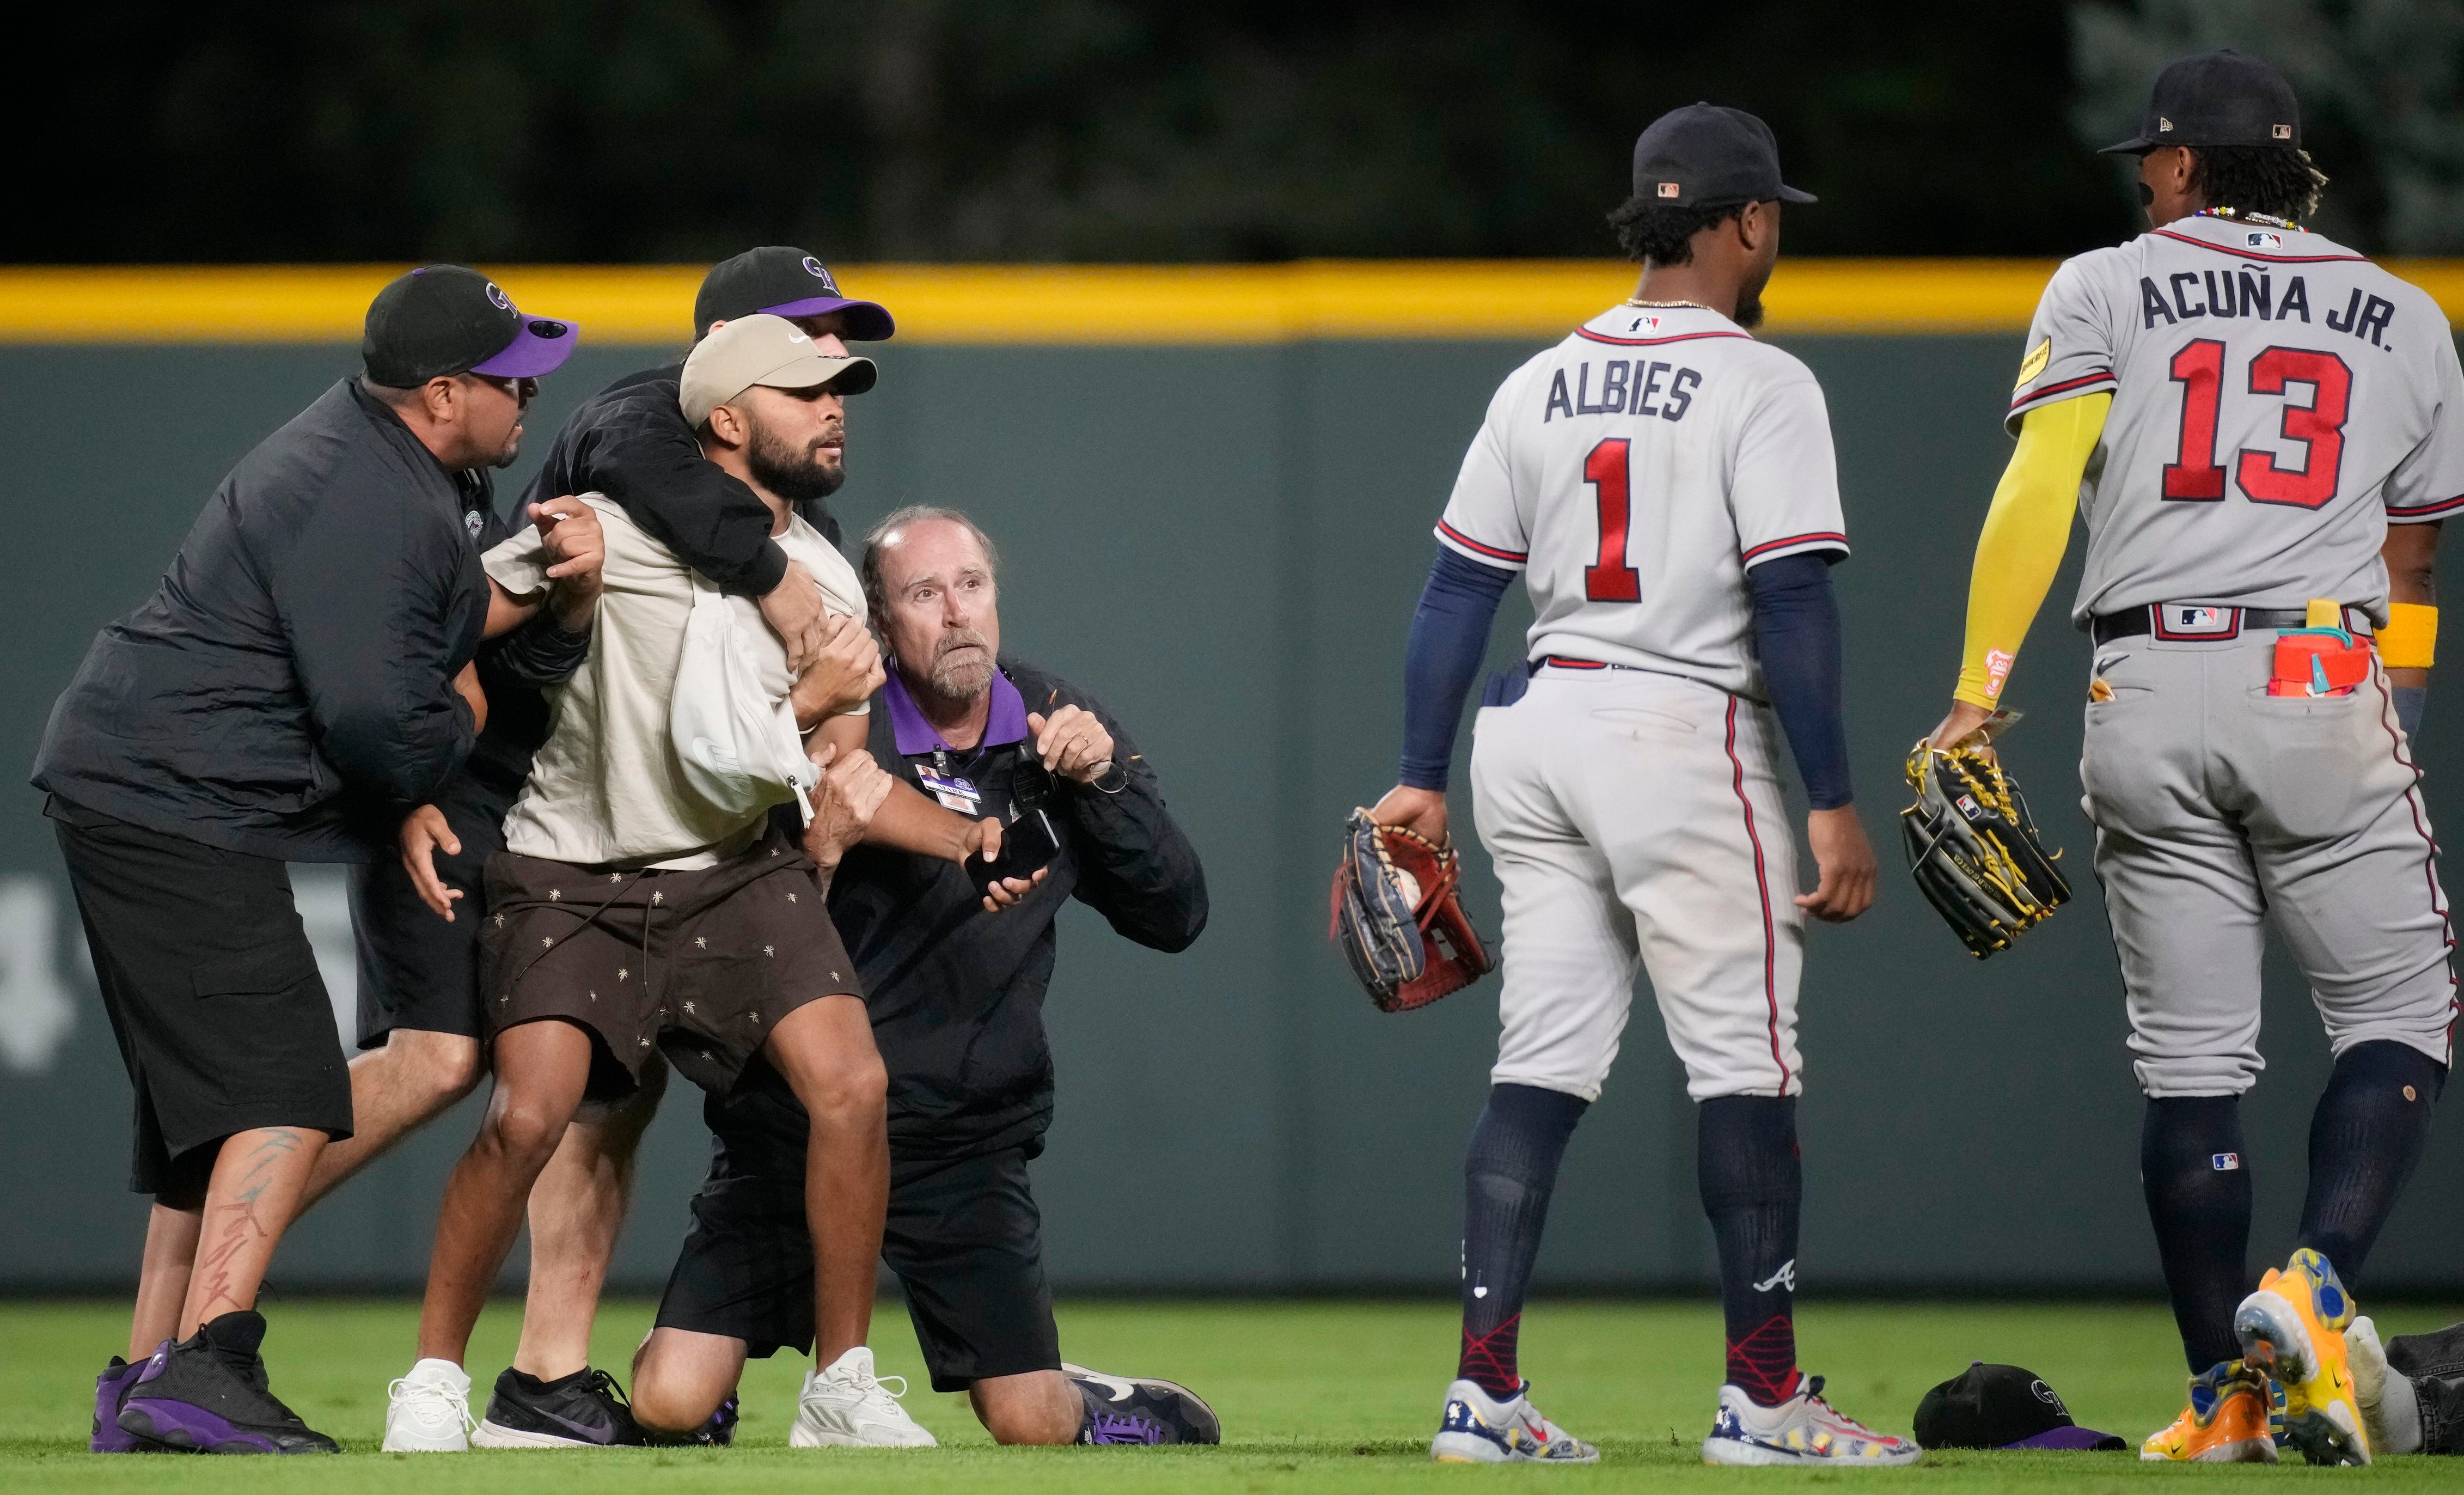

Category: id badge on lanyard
[918, 765, 981, 814]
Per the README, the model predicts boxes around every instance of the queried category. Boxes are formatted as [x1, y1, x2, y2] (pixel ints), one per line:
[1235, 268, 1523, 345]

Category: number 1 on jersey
[1582, 437, 1640, 602]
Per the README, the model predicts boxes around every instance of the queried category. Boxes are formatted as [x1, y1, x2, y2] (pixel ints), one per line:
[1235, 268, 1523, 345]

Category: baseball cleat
[788, 1346, 936, 1448]
[119, 1311, 339, 1454]
[383, 1358, 475, 1452]
[2235, 1248, 2368, 1465]
[1429, 1378, 1597, 1463]
[2140, 1359, 2277, 1462]
[470, 1365, 643, 1448]
[1701, 1376, 1920, 1466]
[1064, 1363, 1221, 1444]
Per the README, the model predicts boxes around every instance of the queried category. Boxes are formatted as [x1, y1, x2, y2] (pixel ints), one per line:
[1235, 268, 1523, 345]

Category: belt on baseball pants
[2091, 603, 2374, 646]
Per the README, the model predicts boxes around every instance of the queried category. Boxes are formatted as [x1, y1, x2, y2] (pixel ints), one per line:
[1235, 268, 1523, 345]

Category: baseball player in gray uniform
[1370, 103, 1916, 1467]
[1929, 50, 2455, 1467]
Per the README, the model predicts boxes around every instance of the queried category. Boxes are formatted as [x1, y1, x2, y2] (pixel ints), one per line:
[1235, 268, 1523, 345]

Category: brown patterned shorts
[480, 828, 860, 1100]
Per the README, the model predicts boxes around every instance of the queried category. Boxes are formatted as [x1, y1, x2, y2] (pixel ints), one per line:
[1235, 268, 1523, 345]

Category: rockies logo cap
[2101, 47, 2301, 155]
[679, 313, 878, 428]
[1631, 103, 1817, 210]
[1913, 1363, 2127, 1452]
[362, 266, 579, 386]
[694, 247, 895, 341]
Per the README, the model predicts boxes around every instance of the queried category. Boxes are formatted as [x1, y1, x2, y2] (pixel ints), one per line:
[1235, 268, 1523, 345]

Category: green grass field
[4, 1297, 2460, 1491]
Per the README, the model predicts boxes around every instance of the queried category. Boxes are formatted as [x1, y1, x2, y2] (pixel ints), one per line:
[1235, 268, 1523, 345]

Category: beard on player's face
[745, 410, 846, 503]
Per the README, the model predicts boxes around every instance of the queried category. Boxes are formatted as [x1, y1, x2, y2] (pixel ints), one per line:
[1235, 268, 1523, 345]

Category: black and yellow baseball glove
[1899, 728, 2071, 960]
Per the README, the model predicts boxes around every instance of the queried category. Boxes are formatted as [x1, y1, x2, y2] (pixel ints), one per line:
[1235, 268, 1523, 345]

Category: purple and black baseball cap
[362, 266, 579, 386]
[1914, 1363, 2127, 1452]
[694, 247, 894, 341]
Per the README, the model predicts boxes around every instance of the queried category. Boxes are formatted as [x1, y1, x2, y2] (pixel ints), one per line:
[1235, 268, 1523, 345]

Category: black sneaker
[472, 1366, 644, 1448]
[1066, 1363, 1222, 1445]
[115, 1311, 339, 1454]
[642, 1393, 737, 1448]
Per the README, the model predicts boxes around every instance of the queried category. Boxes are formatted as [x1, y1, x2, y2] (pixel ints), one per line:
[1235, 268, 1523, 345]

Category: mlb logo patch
[1954, 794, 1983, 820]
[2212, 1152, 2241, 1171]
[1656, 181, 1681, 199]
[2247, 230, 2283, 249]
[2273, 123, 2293, 139]
[1628, 314, 1662, 333]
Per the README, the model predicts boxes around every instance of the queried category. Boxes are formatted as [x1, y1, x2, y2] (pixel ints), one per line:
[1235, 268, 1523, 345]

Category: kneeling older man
[634, 507, 1218, 1445]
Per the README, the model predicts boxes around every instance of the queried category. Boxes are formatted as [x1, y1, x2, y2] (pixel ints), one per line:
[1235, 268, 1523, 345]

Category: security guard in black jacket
[32, 266, 589, 1455]
[637, 508, 1216, 1449]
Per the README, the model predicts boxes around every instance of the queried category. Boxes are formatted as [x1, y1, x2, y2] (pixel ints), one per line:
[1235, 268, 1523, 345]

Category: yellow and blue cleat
[2234, 1248, 2370, 1466]
[2141, 1360, 2277, 1463]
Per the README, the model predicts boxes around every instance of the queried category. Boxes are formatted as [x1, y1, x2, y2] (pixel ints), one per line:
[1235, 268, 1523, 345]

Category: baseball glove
[1329, 808, 1494, 1011]
[1899, 729, 2071, 960]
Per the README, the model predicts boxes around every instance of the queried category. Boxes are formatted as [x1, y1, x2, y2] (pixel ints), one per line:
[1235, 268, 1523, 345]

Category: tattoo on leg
[191, 1130, 303, 1321]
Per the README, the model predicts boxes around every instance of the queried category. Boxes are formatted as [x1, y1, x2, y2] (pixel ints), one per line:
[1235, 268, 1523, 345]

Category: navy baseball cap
[1914, 1364, 2127, 1452]
[362, 266, 578, 386]
[2102, 48, 2301, 155]
[1633, 103, 1816, 209]
[694, 247, 895, 340]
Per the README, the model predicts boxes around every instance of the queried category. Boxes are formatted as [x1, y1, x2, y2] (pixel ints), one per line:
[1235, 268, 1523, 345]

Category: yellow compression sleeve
[1953, 393, 2112, 710]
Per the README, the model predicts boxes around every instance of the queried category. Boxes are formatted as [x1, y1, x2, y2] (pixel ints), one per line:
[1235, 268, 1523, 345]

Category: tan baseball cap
[678, 312, 877, 428]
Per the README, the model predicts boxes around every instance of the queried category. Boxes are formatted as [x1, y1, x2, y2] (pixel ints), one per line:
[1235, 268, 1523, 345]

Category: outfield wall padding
[2, 334, 2458, 1295]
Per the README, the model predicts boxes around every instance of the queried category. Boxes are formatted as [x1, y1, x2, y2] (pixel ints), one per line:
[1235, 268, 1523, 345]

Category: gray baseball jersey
[1435, 303, 1847, 698]
[2010, 212, 2464, 625]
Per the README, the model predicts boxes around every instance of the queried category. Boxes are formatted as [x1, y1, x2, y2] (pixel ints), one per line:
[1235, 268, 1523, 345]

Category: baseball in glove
[1329, 808, 1494, 1011]
[1899, 716, 2071, 960]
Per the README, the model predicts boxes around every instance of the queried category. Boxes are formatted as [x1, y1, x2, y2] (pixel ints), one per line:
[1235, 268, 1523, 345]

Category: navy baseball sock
[1699, 1095, 1802, 1406]
[1457, 1083, 1588, 1400]
[2142, 1095, 2251, 1372]
[2295, 1041, 2446, 1286]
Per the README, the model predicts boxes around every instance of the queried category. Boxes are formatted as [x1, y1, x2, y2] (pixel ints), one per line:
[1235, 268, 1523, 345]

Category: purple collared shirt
[883, 667, 1030, 757]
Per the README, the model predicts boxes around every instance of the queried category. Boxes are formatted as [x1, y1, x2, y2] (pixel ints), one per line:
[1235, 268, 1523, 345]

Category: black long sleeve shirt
[707, 655, 1208, 1170]
[33, 380, 493, 862]
[523, 364, 837, 589]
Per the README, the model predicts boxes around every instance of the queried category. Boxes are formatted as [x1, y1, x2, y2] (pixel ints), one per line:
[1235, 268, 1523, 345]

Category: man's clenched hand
[802, 742, 895, 871]
[760, 559, 828, 674]
[789, 612, 886, 728]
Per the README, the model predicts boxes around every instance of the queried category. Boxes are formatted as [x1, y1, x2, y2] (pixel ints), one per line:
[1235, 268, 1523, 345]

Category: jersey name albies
[2010, 213, 2464, 624]
[1435, 303, 1848, 698]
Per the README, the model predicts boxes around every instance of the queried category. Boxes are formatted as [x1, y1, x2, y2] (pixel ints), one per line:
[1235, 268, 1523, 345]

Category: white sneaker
[1429, 1378, 1598, 1463]
[1702, 1377, 1921, 1466]
[787, 1347, 937, 1448]
[383, 1358, 475, 1452]
[2347, 1316, 2425, 1455]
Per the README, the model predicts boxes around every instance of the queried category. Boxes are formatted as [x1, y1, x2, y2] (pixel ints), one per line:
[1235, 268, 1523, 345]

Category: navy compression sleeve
[1399, 547, 1517, 790]
[1747, 551, 1853, 810]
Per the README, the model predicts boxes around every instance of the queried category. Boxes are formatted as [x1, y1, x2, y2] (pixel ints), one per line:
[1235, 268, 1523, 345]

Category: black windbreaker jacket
[33, 380, 491, 862]
[706, 656, 1208, 1171]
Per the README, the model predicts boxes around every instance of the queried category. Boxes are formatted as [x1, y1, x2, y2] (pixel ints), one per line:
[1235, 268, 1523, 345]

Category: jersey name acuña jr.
[1434, 302, 1847, 699]
[2010, 212, 2464, 624]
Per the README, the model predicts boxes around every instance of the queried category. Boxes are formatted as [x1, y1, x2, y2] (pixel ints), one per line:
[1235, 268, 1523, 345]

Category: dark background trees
[13, 1, 2457, 263]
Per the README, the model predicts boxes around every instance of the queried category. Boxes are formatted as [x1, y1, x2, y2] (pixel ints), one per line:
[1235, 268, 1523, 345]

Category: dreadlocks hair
[2190, 144, 2328, 223]
[1607, 193, 1748, 266]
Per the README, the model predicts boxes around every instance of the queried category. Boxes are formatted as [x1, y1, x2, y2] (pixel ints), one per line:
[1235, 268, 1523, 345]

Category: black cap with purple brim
[362, 266, 579, 386]
[694, 247, 895, 341]
[1913, 1363, 2128, 1452]
[1632, 103, 1817, 210]
[2101, 47, 2301, 155]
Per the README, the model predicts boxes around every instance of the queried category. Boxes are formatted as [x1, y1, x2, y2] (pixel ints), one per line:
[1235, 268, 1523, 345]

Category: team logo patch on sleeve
[2014, 339, 2051, 392]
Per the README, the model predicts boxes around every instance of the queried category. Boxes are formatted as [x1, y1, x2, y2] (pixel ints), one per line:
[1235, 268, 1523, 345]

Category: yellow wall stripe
[4, 260, 2463, 344]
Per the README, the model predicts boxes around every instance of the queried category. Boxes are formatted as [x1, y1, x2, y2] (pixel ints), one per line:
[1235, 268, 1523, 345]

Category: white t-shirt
[484, 495, 866, 869]
[1435, 303, 1848, 698]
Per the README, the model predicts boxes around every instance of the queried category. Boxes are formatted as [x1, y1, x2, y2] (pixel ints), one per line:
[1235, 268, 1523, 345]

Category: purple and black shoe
[116, 1311, 339, 1454]
[93, 1351, 162, 1452]
[1066, 1363, 1221, 1445]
